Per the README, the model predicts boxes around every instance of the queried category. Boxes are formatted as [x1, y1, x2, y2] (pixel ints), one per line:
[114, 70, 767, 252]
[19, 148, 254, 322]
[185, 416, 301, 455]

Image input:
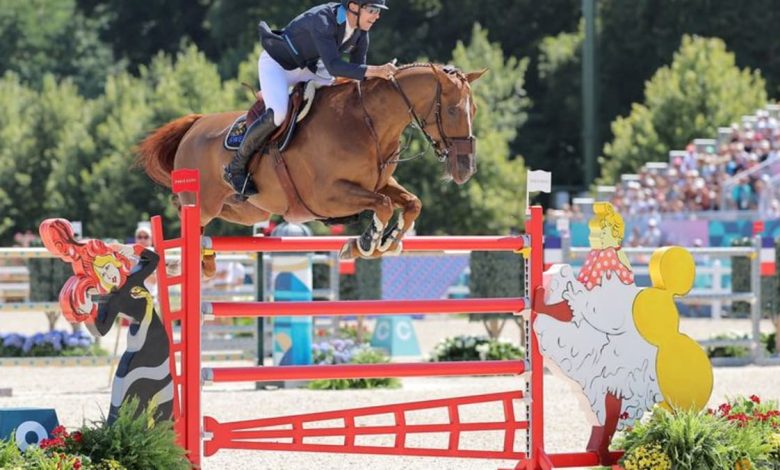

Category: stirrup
[224, 167, 257, 200]
[237, 174, 257, 199]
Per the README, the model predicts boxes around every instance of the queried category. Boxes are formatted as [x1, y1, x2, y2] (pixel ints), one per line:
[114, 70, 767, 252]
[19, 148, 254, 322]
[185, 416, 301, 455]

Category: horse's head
[393, 64, 487, 185]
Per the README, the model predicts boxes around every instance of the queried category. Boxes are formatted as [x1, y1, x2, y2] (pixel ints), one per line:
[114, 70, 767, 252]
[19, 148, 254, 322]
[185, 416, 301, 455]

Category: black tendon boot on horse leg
[224, 109, 277, 199]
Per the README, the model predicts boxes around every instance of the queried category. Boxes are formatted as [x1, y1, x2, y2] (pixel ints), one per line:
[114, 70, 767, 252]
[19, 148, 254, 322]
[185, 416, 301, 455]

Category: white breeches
[258, 51, 334, 126]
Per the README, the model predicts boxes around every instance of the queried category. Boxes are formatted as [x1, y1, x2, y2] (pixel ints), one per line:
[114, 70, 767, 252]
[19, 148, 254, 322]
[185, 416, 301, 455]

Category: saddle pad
[223, 82, 310, 152]
[224, 115, 248, 150]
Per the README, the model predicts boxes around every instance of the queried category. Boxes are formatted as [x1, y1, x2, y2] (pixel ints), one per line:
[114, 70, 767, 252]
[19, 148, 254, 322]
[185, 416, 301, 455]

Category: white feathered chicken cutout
[533, 202, 662, 463]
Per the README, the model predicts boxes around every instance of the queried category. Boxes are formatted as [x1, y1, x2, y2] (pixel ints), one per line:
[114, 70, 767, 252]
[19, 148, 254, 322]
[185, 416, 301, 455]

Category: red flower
[620, 411, 629, 420]
[73, 459, 82, 469]
[70, 431, 83, 443]
[51, 425, 67, 438]
[727, 412, 750, 427]
[38, 438, 54, 449]
[39, 437, 65, 450]
[750, 395, 761, 404]
[718, 403, 732, 415]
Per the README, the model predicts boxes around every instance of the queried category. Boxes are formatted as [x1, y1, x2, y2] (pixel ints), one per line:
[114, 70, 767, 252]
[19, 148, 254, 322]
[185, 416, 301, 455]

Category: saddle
[224, 81, 317, 152]
[224, 81, 325, 223]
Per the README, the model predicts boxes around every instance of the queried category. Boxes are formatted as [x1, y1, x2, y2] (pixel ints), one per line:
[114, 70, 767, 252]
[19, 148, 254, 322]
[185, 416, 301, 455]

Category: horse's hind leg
[376, 178, 422, 254]
[328, 181, 394, 259]
[178, 189, 223, 278]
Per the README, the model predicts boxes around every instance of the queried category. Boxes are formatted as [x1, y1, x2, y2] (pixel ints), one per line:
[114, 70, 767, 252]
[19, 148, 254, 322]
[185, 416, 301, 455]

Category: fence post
[751, 234, 763, 362]
[712, 259, 723, 320]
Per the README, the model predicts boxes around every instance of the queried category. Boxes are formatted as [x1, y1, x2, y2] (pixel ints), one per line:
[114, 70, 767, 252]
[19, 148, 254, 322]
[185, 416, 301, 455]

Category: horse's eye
[447, 106, 458, 117]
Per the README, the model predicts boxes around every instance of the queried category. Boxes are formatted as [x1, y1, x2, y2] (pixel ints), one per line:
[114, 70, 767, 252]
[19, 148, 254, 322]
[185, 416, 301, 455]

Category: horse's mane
[396, 62, 468, 81]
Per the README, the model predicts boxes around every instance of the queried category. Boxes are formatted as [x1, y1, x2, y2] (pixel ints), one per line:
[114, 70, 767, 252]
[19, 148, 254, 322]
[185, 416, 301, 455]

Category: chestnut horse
[138, 63, 484, 259]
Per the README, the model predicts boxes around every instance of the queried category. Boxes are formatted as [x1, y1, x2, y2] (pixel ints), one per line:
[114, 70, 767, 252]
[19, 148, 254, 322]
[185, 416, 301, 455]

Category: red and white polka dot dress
[576, 247, 634, 291]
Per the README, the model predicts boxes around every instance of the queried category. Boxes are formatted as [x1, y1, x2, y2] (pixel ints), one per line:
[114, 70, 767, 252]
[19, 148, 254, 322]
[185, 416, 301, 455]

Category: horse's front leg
[376, 178, 422, 255]
[329, 180, 395, 259]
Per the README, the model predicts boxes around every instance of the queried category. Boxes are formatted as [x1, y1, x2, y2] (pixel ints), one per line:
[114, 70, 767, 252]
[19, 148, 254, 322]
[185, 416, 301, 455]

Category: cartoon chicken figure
[532, 202, 713, 465]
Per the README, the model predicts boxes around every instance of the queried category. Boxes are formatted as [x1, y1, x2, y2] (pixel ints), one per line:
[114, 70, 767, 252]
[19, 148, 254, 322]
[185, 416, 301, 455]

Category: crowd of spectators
[550, 106, 780, 217]
[545, 105, 780, 246]
[608, 106, 780, 218]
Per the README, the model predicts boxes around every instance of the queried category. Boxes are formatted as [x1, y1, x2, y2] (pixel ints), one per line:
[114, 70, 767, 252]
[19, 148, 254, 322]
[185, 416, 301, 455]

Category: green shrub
[0, 439, 88, 469]
[616, 396, 780, 470]
[705, 332, 778, 358]
[765, 332, 777, 355]
[469, 251, 524, 338]
[706, 332, 751, 358]
[0, 433, 128, 469]
[74, 398, 189, 470]
[0, 400, 185, 469]
[337, 323, 372, 342]
[0, 438, 22, 468]
[308, 347, 401, 390]
[429, 335, 524, 362]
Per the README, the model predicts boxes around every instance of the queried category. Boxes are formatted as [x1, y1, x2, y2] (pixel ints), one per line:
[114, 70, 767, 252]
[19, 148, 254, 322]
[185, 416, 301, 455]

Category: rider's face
[352, 4, 381, 31]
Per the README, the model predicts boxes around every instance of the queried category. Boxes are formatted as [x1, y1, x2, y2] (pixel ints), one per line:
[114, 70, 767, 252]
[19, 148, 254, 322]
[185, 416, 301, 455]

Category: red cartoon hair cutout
[39, 219, 136, 323]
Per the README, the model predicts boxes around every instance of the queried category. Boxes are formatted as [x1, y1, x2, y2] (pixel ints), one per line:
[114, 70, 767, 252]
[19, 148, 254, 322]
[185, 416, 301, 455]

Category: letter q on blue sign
[0, 408, 59, 451]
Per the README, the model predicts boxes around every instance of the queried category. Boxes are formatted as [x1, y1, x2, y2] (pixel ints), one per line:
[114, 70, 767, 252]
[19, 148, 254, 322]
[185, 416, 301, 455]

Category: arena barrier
[151, 169, 622, 469]
[560, 235, 769, 365]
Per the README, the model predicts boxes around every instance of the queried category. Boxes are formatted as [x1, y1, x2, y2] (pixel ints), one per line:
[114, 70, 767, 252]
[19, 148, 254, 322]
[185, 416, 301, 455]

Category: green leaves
[0, 40, 260, 244]
[616, 403, 779, 470]
[599, 35, 767, 185]
[75, 397, 190, 470]
[0, 0, 117, 97]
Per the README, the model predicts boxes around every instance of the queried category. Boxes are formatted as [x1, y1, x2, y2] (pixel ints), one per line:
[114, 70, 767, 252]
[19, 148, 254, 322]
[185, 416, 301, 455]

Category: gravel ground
[1, 314, 779, 469]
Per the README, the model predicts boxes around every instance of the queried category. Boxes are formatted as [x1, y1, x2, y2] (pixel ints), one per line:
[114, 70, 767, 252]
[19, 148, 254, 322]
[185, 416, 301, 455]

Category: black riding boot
[224, 109, 277, 198]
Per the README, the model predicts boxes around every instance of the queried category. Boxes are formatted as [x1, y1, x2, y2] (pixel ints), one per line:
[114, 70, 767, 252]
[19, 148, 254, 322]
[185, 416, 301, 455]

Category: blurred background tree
[0, 0, 777, 242]
[599, 35, 767, 184]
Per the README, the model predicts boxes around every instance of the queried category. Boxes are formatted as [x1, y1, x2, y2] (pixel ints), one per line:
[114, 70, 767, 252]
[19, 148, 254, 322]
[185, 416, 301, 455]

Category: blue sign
[0, 408, 59, 451]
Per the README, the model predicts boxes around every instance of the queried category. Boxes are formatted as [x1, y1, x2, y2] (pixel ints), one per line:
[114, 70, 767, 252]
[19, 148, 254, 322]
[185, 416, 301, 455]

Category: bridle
[389, 64, 476, 162]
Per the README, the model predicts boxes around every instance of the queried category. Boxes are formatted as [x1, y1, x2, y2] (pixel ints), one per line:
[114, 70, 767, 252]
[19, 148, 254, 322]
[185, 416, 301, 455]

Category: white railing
[560, 235, 767, 365]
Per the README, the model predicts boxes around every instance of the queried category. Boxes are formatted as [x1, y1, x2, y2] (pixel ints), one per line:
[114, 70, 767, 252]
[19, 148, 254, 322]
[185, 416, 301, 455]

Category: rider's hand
[366, 62, 398, 80]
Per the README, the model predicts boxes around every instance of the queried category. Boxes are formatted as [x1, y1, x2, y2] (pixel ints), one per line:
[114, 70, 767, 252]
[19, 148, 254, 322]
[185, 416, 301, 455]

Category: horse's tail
[136, 114, 203, 187]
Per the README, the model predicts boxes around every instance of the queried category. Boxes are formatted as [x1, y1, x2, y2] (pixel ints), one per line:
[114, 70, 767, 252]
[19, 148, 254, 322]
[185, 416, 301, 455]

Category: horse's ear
[465, 69, 488, 83]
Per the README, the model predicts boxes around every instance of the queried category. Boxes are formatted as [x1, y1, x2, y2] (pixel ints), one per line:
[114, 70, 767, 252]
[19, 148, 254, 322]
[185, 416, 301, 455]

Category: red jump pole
[526, 206, 545, 469]
[170, 169, 204, 468]
[204, 360, 527, 383]
[205, 235, 527, 253]
[206, 297, 527, 318]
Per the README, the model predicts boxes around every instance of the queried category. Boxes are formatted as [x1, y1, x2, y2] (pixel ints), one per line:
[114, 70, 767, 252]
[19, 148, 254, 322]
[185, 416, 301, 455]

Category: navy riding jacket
[261, 3, 369, 80]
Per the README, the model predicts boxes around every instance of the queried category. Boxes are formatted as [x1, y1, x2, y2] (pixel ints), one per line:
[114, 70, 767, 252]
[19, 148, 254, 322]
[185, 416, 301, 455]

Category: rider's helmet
[341, 0, 389, 10]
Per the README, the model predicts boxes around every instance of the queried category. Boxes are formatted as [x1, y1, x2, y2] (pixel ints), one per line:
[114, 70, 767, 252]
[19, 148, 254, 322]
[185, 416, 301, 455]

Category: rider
[224, 0, 399, 197]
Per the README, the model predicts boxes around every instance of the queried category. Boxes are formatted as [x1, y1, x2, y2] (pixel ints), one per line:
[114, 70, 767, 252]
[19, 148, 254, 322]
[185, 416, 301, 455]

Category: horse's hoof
[378, 228, 400, 252]
[203, 253, 217, 278]
[385, 241, 403, 256]
[339, 240, 358, 260]
[357, 235, 376, 258]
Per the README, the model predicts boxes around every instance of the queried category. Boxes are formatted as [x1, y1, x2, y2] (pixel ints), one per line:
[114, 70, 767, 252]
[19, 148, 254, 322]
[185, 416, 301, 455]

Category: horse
[137, 63, 485, 262]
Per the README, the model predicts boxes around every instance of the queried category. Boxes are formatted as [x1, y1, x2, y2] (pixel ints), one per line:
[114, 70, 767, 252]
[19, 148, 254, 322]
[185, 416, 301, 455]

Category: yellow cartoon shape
[632, 246, 713, 411]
